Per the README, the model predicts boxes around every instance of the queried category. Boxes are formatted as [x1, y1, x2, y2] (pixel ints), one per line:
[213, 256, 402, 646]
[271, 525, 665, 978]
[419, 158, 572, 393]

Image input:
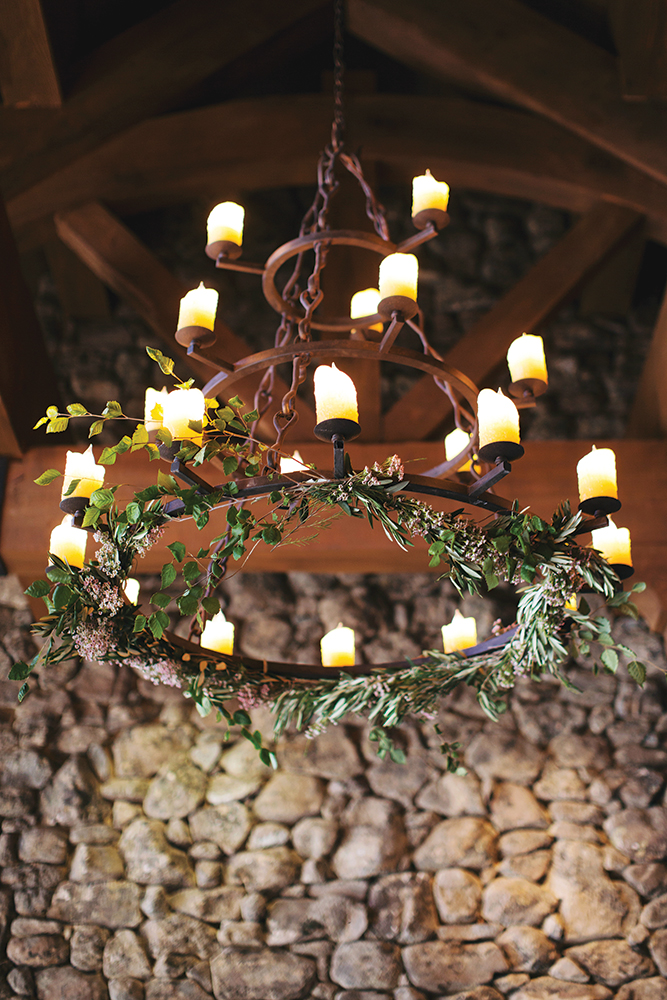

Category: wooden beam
[0, 197, 62, 457]
[579, 220, 646, 317]
[3, 441, 666, 623]
[44, 240, 110, 321]
[0, 0, 61, 108]
[609, 0, 667, 100]
[627, 280, 667, 437]
[0, 0, 327, 200]
[384, 202, 643, 441]
[9, 94, 667, 244]
[347, 0, 667, 189]
[53, 202, 315, 432]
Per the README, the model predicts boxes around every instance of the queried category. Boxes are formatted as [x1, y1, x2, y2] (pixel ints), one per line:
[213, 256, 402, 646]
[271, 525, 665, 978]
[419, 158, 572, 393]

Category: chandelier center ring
[261, 228, 397, 331]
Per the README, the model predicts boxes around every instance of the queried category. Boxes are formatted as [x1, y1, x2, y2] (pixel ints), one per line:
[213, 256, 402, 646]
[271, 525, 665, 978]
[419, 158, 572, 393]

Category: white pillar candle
[123, 578, 141, 605]
[144, 386, 168, 433]
[162, 388, 206, 442]
[207, 202, 245, 246]
[49, 515, 87, 569]
[591, 517, 632, 567]
[313, 364, 358, 423]
[350, 288, 383, 333]
[442, 609, 477, 654]
[61, 445, 105, 500]
[280, 450, 307, 474]
[477, 388, 520, 448]
[378, 253, 419, 301]
[507, 333, 548, 383]
[577, 446, 618, 503]
[321, 624, 355, 667]
[201, 611, 235, 655]
[412, 169, 450, 216]
[177, 282, 219, 332]
[445, 427, 472, 472]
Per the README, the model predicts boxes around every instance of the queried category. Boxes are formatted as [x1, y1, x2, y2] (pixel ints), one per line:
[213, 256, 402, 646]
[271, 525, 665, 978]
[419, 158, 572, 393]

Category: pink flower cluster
[236, 683, 271, 711]
[126, 656, 182, 688]
[135, 525, 165, 557]
[73, 618, 114, 660]
[93, 532, 121, 577]
[82, 576, 124, 615]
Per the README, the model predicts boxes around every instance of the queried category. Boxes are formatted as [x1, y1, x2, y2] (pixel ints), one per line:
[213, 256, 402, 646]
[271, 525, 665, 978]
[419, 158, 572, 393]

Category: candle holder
[412, 208, 450, 232]
[175, 324, 217, 349]
[578, 496, 622, 515]
[59, 495, 90, 516]
[477, 441, 525, 463]
[508, 377, 548, 401]
[377, 294, 418, 322]
[205, 239, 242, 262]
[610, 562, 634, 580]
[314, 418, 361, 480]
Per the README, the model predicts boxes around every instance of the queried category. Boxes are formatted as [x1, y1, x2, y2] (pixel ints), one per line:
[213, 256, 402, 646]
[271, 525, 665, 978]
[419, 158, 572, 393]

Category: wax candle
[177, 282, 219, 332]
[591, 517, 632, 567]
[123, 578, 141, 605]
[378, 253, 419, 302]
[207, 201, 245, 246]
[577, 446, 618, 503]
[412, 169, 450, 216]
[445, 427, 472, 472]
[442, 609, 477, 654]
[477, 388, 521, 449]
[162, 388, 206, 442]
[321, 624, 355, 667]
[507, 333, 548, 384]
[280, 450, 307, 474]
[61, 445, 105, 500]
[313, 364, 358, 423]
[49, 515, 87, 569]
[201, 611, 235, 655]
[144, 386, 168, 433]
[350, 288, 383, 333]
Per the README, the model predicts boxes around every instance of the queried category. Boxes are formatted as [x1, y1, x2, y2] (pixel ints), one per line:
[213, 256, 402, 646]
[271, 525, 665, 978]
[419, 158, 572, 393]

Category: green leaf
[102, 400, 123, 417]
[167, 541, 186, 562]
[146, 346, 175, 375]
[88, 419, 105, 438]
[90, 488, 115, 510]
[259, 748, 278, 769]
[125, 502, 142, 524]
[24, 580, 50, 598]
[389, 747, 407, 764]
[183, 561, 200, 585]
[223, 456, 239, 476]
[201, 595, 220, 616]
[233, 709, 251, 726]
[157, 471, 178, 492]
[33, 415, 49, 429]
[627, 660, 646, 686]
[98, 447, 117, 465]
[82, 506, 102, 528]
[601, 648, 619, 673]
[132, 423, 149, 446]
[133, 615, 147, 633]
[261, 525, 281, 545]
[631, 581, 647, 593]
[34, 469, 61, 486]
[9, 661, 33, 681]
[115, 435, 132, 454]
[156, 427, 173, 447]
[46, 416, 69, 434]
[52, 585, 73, 609]
[63, 478, 80, 497]
[484, 572, 499, 591]
[161, 563, 177, 589]
[177, 593, 199, 616]
[17, 682, 29, 703]
[151, 592, 171, 609]
[46, 565, 72, 583]
[67, 403, 89, 416]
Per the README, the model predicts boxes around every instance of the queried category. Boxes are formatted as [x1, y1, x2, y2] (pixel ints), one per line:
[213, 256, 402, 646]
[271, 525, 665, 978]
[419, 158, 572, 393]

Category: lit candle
[577, 446, 618, 504]
[201, 611, 235, 655]
[378, 253, 419, 302]
[313, 364, 358, 423]
[177, 282, 219, 332]
[123, 578, 141, 605]
[351, 288, 383, 334]
[49, 515, 87, 569]
[61, 445, 105, 500]
[320, 624, 355, 667]
[162, 388, 206, 442]
[477, 388, 520, 449]
[507, 333, 548, 384]
[442, 609, 477, 654]
[412, 169, 450, 216]
[591, 517, 632, 568]
[207, 202, 245, 246]
[445, 428, 472, 472]
[280, 450, 307, 474]
[144, 386, 168, 433]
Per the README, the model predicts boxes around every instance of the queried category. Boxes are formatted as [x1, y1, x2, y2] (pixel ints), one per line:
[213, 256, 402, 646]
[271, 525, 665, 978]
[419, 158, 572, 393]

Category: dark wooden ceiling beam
[0, 197, 62, 457]
[347, 0, 667, 188]
[53, 202, 316, 433]
[0, 0, 328, 202]
[627, 283, 667, 438]
[609, 0, 667, 101]
[8, 94, 667, 243]
[0, 0, 61, 108]
[383, 202, 644, 441]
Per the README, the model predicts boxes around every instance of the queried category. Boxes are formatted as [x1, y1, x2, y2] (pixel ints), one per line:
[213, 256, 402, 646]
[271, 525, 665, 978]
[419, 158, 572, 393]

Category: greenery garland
[10, 349, 648, 768]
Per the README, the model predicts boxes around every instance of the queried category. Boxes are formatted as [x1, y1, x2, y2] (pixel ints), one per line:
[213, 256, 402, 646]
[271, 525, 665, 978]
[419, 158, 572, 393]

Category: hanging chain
[331, 0, 345, 153]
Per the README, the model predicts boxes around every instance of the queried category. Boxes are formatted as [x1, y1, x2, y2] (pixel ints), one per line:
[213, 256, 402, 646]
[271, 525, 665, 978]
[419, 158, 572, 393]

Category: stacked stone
[1, 574, 667, 1000]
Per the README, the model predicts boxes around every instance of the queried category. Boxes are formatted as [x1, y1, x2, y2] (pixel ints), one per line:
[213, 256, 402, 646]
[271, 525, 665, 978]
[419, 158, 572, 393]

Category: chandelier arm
[339, 150, 390, 242]
[395, 222, 442, 255]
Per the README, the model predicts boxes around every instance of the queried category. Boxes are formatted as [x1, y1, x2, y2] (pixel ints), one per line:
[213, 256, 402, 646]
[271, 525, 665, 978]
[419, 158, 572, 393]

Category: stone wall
[1, 573, 667, 1000]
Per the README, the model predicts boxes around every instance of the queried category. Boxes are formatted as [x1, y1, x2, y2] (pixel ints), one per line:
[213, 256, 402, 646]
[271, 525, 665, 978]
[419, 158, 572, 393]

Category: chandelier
[18, 0, 645, 766]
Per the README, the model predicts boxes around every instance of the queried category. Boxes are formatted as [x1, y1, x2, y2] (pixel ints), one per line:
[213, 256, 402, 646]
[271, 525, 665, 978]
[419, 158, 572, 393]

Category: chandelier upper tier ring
[261, 228, 396, 331]
[201, 338, 480, 415]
